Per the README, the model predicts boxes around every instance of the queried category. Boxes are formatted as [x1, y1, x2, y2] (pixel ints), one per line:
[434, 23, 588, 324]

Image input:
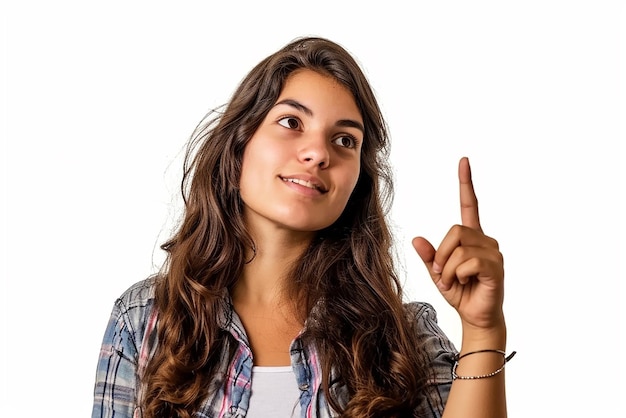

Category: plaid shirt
[91, 277, 456, 417]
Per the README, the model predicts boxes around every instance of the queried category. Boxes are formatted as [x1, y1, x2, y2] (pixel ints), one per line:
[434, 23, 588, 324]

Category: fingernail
[437, 280, 448, 291]
[433, 262, 442, 274]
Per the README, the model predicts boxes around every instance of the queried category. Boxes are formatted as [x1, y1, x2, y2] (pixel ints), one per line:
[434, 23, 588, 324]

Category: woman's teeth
[283, 178, 318, 190]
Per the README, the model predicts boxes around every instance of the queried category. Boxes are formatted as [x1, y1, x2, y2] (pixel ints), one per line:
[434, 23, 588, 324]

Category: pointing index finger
[459, 157, 482, 232]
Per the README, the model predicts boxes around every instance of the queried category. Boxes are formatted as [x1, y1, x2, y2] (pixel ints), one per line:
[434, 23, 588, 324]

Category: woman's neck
[233, 226, 312, 306]
[230, 228, 311, 366]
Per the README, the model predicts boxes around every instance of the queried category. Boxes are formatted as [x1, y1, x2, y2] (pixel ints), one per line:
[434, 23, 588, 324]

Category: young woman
[92, 37, 512, 418]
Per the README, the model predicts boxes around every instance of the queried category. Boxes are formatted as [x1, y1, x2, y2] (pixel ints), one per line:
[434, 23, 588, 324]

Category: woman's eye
[332, 135, 357, 148]
[277, 117, 300, 129]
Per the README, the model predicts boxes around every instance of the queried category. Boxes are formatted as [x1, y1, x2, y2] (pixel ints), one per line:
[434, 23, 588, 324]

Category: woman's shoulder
[109, 275, 159, 334]
[115, 275, 158, 309]
[403, 301, 457, 383]
[94, 276, 160, 392]
[403, 301, 457, 352]
[403, 301, 439, 322]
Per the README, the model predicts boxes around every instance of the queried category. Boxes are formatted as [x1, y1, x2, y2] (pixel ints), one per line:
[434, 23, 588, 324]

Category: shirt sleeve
[406, 301, 458, 417]
[91, 298, 140, 418]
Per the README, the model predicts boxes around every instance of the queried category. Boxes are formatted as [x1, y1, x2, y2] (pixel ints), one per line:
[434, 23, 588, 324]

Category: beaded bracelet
[452, 349, 517, 380]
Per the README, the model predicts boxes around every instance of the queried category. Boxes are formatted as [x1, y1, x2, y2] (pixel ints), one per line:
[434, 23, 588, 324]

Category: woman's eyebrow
[274, 99, 364, 133]
[336, 119, 364, 133]
[274, 99, 313, 116]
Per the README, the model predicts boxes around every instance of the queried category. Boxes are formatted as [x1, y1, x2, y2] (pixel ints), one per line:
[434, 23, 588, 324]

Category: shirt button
[299, 383, 309, 390]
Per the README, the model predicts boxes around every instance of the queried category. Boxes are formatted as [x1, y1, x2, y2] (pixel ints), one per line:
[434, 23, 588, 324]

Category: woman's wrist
[459, 319, 507, 354]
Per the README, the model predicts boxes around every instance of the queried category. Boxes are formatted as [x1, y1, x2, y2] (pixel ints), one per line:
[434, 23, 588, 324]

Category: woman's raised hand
[412, 157, 505, 332]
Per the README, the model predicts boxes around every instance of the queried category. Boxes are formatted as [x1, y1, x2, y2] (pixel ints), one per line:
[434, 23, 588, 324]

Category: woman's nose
[298, 134, 330, 169]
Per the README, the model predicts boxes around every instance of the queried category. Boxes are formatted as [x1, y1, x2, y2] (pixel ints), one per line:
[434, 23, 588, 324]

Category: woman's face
[239, 69, 363, 236]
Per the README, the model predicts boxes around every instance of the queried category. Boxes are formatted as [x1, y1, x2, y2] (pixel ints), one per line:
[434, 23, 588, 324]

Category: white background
[2, 1, 624, 416]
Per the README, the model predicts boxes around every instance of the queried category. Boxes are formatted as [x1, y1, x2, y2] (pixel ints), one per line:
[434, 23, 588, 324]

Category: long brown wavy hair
[141, 36, 434, 417]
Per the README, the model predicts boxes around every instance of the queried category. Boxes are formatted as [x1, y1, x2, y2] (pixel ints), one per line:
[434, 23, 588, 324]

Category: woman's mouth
[280, 177, 328, 193]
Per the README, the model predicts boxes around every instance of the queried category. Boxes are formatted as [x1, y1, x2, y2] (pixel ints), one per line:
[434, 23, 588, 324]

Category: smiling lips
[281, 177, 328, 193]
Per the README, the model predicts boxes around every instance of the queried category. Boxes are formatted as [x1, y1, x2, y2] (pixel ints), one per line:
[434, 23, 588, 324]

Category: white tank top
[246, 366, 302, 417]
